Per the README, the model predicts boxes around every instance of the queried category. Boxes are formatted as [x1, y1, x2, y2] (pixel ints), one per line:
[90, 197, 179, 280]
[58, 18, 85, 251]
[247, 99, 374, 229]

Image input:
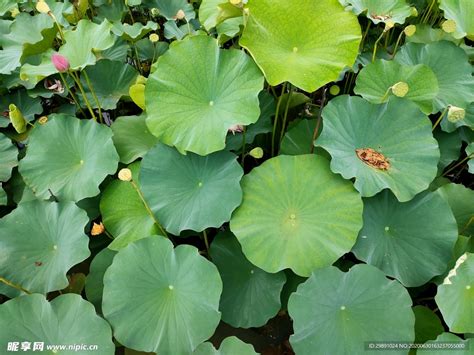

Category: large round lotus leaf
[81, 60, 138, 110]
[102, 237, 222, 354]
[436, 253, 474, 333]
[100, 161, 160, 250]
[85, 248, 117, 313]
[0, 186, 6, 206]
[395, 41, 474, 111]
[354, 60, 439, 114]
[18, 114, 119, 202]
[194, 337, 258, 355]
[0, 132, 17, 181]
[0, 294, 114, 354]
[145, 35, 264, 155]
[199, 0, 227, 30]
[230, 154, 363, 277]
[140, 143, 243, 235]
[0, 200, 90, 297]
[421, 333, 474, 355]
[437, 183, 474, 237]
[316, 96, 439, 202]
[352, 190, 458, 287]
[439, 0, 474, 40]
[210, 231, 286, 328]
[111, 115, 159, 164]
[435, 130, 462, 170]
[239, 0, 361, 92]
[288, 264, 415, 355]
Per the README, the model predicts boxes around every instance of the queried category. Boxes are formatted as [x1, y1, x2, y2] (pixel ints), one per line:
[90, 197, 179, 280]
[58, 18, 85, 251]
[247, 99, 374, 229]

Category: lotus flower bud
[384, 20, 395, 32]
[36, 0, 51, 14]
[51, 53, 70, 73]
[249, 147, 264, 159]
[91, 222, 105, 236]
[447, 106, 465, 123]
[329, 85, 340, 96]
[9, 104, 27, 134]
[149, 33, 159, 43]
[442, 20, 456, 33]
[404, 25, 416, 37]
[175, 9, 186, 20]
[118, 168, 133, 181]
[391, 82, 409, 97]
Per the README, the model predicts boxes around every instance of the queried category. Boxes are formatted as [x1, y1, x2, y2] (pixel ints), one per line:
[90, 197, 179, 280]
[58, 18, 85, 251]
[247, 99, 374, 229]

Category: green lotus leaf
[316, 96, 440, 202]
[441, 102, 474, 133]
[0, 185, 6, 206]
[437, 183, 474, 237]
[0, 294, 114, 354]
[111, 114, 159, 164]
[413, 305, 444, 344]
[59, 19, 115, 71]
[112, 21, 158, 42]
[395, 41, 474, 111]
[102, 237, 222, 354]
[230, 154, 363, 277]
[288, 264, 415, 355]
[95, 0, 128, 22]
[421, 333, 474, 355]
[85, 248, 117, 313]
[0, 132, 17, 181]
[439, 0, 474, 39]
[0, 13, 56, 75]
[280, 119, 317, 155]
[354, 60, 439, 114]
[210, 231, 286, 328]
[143, 0, 196, 20]
[199, 0, 228, 30]
[217, 17, 243, 44]
[194, 337, 258, 355]
[352, 190, 458, 287]
[19, 114, 119, 202]
[0, 89, 42, 128]
[145, 35, 264, 155]
[339, 0, 413, 24]
[406, 24, 460, 44]
[467, 143, 474, 173]
[435, 253, 474, 333]
[80, 60, 138, 110]
[0, 200, 90, 297]
[140, 143, 243, 234]
[225, 91, 274, 152]
[0, 1, 16, 16]
[101, 162, 160, 250]
[435, 130, 462, 170]
[239, 0, 361, 92]
[19, 49, 57, 88]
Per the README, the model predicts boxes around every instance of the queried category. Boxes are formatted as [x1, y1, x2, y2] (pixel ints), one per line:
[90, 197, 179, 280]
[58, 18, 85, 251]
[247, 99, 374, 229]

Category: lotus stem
[279, 85, 293, 144]
[58, 72, 87, 117]
[0, 277, 31, 295]
[69, 71, 97, 121]
[442, 154, 474, 177]
[271, 82, 287, 156]
[202, 229, 210, 255]
[310, 88, 327, 154]
[431, 106, 449, 132]
[130, 180, 169, 238]
[82, 70, 103, 123]
[372, 30, 385, 62]
[241, 127, 246, 166]
[392, 31, 405, 56]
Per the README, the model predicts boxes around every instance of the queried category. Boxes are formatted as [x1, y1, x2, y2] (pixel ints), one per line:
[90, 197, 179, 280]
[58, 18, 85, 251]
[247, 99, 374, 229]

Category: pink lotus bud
[228, 124, 244, 135]
[51, 53, 70, 73]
